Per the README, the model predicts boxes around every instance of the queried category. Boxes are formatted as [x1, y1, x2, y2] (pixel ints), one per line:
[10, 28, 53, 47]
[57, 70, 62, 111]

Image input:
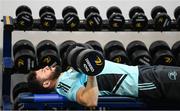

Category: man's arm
[76, 76, 99, 107]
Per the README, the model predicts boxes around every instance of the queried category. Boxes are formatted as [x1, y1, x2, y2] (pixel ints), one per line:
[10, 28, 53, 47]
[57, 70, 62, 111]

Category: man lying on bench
[27, 56, 180, 108]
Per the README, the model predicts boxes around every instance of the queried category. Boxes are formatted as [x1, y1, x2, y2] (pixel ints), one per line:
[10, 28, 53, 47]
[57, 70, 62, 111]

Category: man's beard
[51, 65, 62, 80]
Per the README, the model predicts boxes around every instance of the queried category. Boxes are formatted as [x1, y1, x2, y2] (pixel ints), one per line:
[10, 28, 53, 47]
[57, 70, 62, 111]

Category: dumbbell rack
[1, 16, 180, 110]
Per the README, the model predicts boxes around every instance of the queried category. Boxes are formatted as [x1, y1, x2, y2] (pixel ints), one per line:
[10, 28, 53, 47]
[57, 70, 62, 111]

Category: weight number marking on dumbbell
[139, 57, 151, 65]
[70, 23, 76, 28]
[164, 57, 172, 63]
[84, 58, 95, 72]
[112, 23, 118, 27]
[65, 17, 77, 28]
[94, 17, 100, 25]
[20, 21, 25, 26]
[95, 56, 103, 66]
[43, 21, 49, 26]
[157, 17, 170, 28]
[89, 20, 94, 26]
[66, 17, 74, 24]
[113, 56, 121, 63]
[163, 19, 170, 28]
[43, 56, 51, 64]
[22, 15, 31, 22]
[135, 23, 141, 28]
[18, 59, 24, 67]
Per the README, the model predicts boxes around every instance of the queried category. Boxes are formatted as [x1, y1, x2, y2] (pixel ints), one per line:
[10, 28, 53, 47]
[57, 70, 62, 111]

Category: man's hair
[27, 71, 53, 93]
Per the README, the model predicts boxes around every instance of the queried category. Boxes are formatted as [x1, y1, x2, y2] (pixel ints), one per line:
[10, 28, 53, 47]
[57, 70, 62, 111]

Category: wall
[1, 0, 180, 107]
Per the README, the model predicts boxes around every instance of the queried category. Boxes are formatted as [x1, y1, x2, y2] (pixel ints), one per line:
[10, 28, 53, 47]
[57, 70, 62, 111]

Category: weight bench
[13, 92, 147, 110]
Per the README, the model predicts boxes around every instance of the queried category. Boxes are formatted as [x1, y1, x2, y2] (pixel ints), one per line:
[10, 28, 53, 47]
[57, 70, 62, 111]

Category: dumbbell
[37, 40, 61, 69]
[59, 40, 76, 71]
[151, 6, 171, 31]
[67, 43, 105, 76]
[62, 6, 80, 30]
[149, 40, 176, 66]
[85, 40, 104, 55]
[174, 6, 180, 29]
[172, 41, 180, 66]
[13, 40, 36, 73]
[104, 40, 129, 64]
[127, 41, 152, 65]
[106, 6, 125, 30]
[15, 5, 33, 30]
[66, 43, 93, 71]
[84, 6, 102, 31]
[39, 6, 56, 30]
[129, 6, 148, 31]
[12, 82, 29, 101]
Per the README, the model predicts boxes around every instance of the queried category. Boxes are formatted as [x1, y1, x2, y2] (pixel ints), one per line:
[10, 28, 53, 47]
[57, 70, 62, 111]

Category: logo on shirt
[57, 82, 71, 93]
[168, 71, 177, 80]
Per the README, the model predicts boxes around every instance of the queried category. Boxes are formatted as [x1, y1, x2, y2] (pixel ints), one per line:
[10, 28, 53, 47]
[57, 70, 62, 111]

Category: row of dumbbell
[13, 39, 105, 75]
[15, 5, 180, 31]
[13, 39, 180, 74]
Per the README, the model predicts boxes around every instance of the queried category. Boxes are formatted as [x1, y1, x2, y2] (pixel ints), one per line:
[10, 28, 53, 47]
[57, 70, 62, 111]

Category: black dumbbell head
[131, 50, 152, 65]
[39, 6, 55, 17]
[171, 41, 180, 66]
[14, 49, 36, 73]
[66, 43, 89, 58]
[37, 40, 57, 55]
[151, 6, 167, 19]
[38, 50, 61, 68]
[62, 6, 79, 30]
[59, 40, 76, 59]
[15, 5, 33, 30]
[129, 6, 148, 30]
[150, 41, 175, 65]
[106, 7, 125, 30]
[84, 6, 102, 30]
[152, 50, 175, 65]
[13, 40, 35, 57]
[173, 49, 180, 65]
[62, 6, 78, 18]
[126, 41, 147, 56]
[151, 6, 171, 31]
[106, 6, 122, 19]
[172, 41, 180, 56]
[174, 6, 180, 29]
[132, 13, 148, 31]
[149, 40, 170, 55]
[77, 49, 105, 76]
[37, 40, 61, 68]
[104, 40, 125, 59]
[84, 6, 100, 18]
[13, 40, 36, 73]
[85, 40, 103, 54]
[174, 6, 180, 19]
[129, 6, 144, 19]
[65, 43, 88, 66]
[67, 47, 85, 71]
[109, 50, 129, 64]
[39, 6, 56, 30]
[13, 82, 29, 101]
[59, 40, 76, 71]
[16, 5, 32, 16]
